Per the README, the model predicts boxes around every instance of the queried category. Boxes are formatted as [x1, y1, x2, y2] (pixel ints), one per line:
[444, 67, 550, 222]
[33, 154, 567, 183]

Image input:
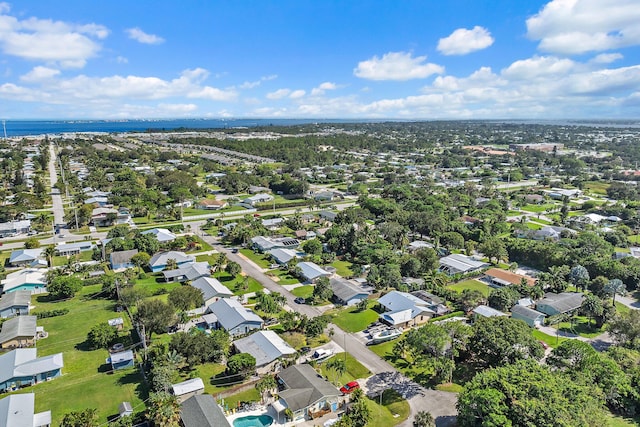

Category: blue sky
[0, 0, 639, 119]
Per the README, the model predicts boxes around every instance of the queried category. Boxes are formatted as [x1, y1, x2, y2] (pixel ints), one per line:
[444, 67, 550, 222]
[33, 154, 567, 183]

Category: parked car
[110, 343, 125, 353]
[231, 248, 239, 253]
[340, 381, 360, 395]
[300, 346, 311, 353]
[294, 297, 305, 304]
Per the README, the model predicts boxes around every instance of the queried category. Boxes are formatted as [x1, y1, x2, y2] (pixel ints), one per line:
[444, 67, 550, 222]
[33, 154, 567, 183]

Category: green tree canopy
[168, 285, 203, 311]
[135, 299, 176, 339]
[87, 322, 118, 350]
[226, 353, 256, 379]
[48, 275, 83, 299]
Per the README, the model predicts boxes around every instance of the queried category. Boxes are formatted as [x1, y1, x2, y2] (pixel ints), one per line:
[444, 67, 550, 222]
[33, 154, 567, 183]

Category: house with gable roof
[0, 348, 63, 392]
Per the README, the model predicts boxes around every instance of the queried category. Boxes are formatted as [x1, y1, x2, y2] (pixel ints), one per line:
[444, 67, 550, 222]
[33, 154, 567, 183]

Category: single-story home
[330, 278, 369, 306]
[472, 305, 507, 319]
[110, 249, 139, 271]
[378, 290, 437, 328]
[107, 350, 135, 370]
[251, 236, 300, 252]
[0, 316, 38, 349]
[197, 199, 228, 210]
[172, 377, 205, 403]
[297, 262, 331, 283]
[84, 196, 110, 206]
[546, 188, 582, 200]
[484, 268, 536, 287]
[206, 298, 264, 337]
[536, 292, 584, 316]
[294, 230, 316, 240]
[439, 254, 488, 275]
[180, 394, 231, 427]
[407, 240, 434, 252]
[90, 207, 119, 227]
[162, 262, 211, 283]
[8, 249, 44, 268]
[55, 241, 95, 256]
[149, 251, 195, 273]
[511, 305, 546, 328]
[0, 348, 64, 392]
[249, 186, 271, 194]
[262, 218, 284, 230]
[141, 228, 177, 243]
[190, 277, 233, 306]
[410, 291, 450, 315]
[276, 364, 343, 422]
[233, 330, 296, 373]
[0, 220, 31, 238]
[318, 211, 337, 222]
[0, 393, 51, 427]
[241, 193, 274, 207]
[268, 248, 301, 266]
[0, 290, 31, 319]
[1, 269, 47, 294]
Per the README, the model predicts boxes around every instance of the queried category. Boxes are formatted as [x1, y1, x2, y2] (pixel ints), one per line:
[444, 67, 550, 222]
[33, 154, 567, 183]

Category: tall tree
[604, 278, 626, 305]
[147, 392, 181, 427]
[135, 299, 176, 340]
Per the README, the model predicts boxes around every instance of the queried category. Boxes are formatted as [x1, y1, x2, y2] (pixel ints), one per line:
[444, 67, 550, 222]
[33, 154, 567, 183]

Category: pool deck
[226, 405, 341, 427]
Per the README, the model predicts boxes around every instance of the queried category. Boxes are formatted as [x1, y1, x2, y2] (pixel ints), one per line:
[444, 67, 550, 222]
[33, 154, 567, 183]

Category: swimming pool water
[233, 414, 274, 427]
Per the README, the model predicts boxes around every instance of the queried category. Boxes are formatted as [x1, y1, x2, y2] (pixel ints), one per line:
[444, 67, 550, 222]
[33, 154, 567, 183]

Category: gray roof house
[511, 305, 546, 328]
[0, 316, 37, 349]
[172, 377, 205, 403]
[277, 364, 342, 422]
[190, 277, 233, 306]
[0, 348, 64, 392]
[472, 305, 507, 319]
[162, 261, 211, 282]
[149, 251, 195, 273]
[1, 269, 47, 294]
[439, 254, 488, 275]
[297, 262, 331, 283]
[251, 236, 300, 252]
[0, 290, 31, 319]
[110, 249, 139, 271]
[0, 393, 51, 427]
[141, 227, 177, 242]
[8, 249, 44, 268]
[330, 278, 369, 306]
[536, 292, 584, 316]
[268, 248, 300, 265]
[180, 394, 230, 427]
[55, 241, 94, 256]
[378, 290, 437, 327]
[207, 298, 264, 337]
[233, 330, 296, 373]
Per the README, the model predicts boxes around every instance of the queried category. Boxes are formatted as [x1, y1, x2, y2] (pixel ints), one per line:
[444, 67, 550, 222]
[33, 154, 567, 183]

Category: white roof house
[439, 254, 488, 275]
[207, 298, 263, 336]
[297, 262, 331, 282]
[148, 251, 195, 272]
[190, 277, 233, 306]
[8, 249, 43, 267]
[0, 393, 51, 427]
[233, 330, 296, 368]
[0, 349, 64, 392]
[472, 305, 507, 318]
[1, 269, 47, 294]
[172, 377, 205, 398]
[378, 291, 436, 327]
[268, 248, 300, 265]
[141, 228, 177, 242]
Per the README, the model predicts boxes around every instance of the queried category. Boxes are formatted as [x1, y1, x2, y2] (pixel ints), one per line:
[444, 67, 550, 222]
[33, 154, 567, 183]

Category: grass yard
[189, 235, 213, 252]
[629, 234, 640, 244]
[20, 285, 146, 425]
[448, 279, 492, 297]
[318, 352, 371, 386]
[291, 285, 314, 299]
[436, 383, 464, 393]
[525, 222, 543, 230]
[532, 329, 568, 348]
[329, 301, 379, 333]
[134, 274, 182, 296]
[224, 388, 261, 409]
[521, 203, 558, 213]
[607, 414, 640, 427]
[583, 181, 611, 196]
[195, 254, 219, 264]
[366, 389, 410, 426]
[330, 260, 355, 277]
[216, 271, 263, 295]
[615, 301, 631, 314]
[557, 316, 604, 339]
[239, 249, 272, 269]
[268, 268, 300, 285]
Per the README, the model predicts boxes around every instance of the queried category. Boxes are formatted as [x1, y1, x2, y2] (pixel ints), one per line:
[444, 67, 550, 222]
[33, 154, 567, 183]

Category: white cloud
[311, 81, 338, 96]
[527, 0, 640, 55]
[266, 88, 291, 99]
[289, 89, 305, 99]
[125, 27, 164, 45]
[20, 66, 60, 82]
[116, 56, 128, 64]
[502, 56, 575, 80]
[591, 53, 623, 64]
[156, 103, 198, 114]
[0, 7, 108, 68]
[0, 3, 10, 14]
[354, 51, 444, 81]
[437, 26, 494, 55]
[239, 74, 277, 89]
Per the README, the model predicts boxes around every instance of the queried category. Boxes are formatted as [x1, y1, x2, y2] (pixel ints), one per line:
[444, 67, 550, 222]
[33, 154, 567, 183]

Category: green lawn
[18, 285, 146, 426]
[134, 274, 182, 296]
[52, 250, 94, 267]
[318, 352, 371, 386]
[330, 260, 355, 277]
[223, 388, 261, 409]
[216, 272, 263, 295]
[329, 301, 379, 333]
[608, 415, 640, 426]
[195, 254, 219, 264]
[532, 329, 567, 348]
[629, 234, 640, 244]
[268, 268, 300, 285]
[291, 285, 314, 299]
[448, 279, 492, 297]
[583, 181, 611, 196]
[521, 203, 558, 213]
[525, 222, 543, 230]
[239, 249, 272, 269]
[366, 389, 410, 426]
[615, 301, 631, 314]
[556, 316, 604, 339]
[436, 383, 464, 393]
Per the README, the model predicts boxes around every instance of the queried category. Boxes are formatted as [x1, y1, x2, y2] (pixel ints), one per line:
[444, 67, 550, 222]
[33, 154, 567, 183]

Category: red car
[340, 381, 360, 395]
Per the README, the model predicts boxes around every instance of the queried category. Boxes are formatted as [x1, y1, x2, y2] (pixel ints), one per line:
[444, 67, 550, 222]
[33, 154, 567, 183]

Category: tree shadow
[36, 294, 62, 303]
[436, 415, 458, 427]
[74, 339, 93, 352]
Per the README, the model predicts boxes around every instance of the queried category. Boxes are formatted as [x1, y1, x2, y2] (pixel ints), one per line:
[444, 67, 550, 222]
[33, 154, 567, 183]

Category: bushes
[34, 308, 70, 319]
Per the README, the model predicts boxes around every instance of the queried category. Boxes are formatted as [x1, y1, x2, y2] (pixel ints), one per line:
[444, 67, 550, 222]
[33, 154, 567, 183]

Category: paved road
[48, 141, 65, 226]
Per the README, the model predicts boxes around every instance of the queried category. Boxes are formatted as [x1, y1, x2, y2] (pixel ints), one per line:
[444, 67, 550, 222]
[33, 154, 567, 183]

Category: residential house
[172, 377, 205, 403]
[0, 220, 31, 237]
[1, 269, 47, 294]
[0, 349, 64, 392]
[162, 262, 210, 283]
[55, 241, 94, 257]
[251, 236, 300, 252]
[484, 268, 536, 287]
[148, 251, 195, 273]
[472, 305, 507, 319]
[410, 291, 450, 316]
[262, 218, 284, 230]
[90, 207, 119, 227]
[276, 364, 343, 422]
[8, 249, 44, 268]
[314, 191, 335, 202]
[439, 254, 488, 275]
[107, 350, 135, 370]
[241, 193, 273, 208]
[109, 249, 139, 271]
[190, 277, 233, 306]
[141, 227, 177, 243]
[407, 240, 434, 252]
[378, 290, 437, 328]
[546, 188, 582, 200]
[536, 292, 584, 316]
[294, 229, 316, 240]
[268, 248, 301, 266]
[206, 298, 264, 337]
[330, 278, 369, 306]
[180, 394, 231, 427]
[249, 186, 271, 194]
[524, 194, 545, 204]
[197, 199, 228, 210]
[233, 330, 296, 374]
[0, 316, 37, 349]
[84, 196, 110, 206]
[511, 305, 546, 328]
[297, 262, 331, 283]
[0, 393, 51, 427]
[0, 290, 31, 319]
[318, 211, 337, 223]
[515, 225, 575, 241]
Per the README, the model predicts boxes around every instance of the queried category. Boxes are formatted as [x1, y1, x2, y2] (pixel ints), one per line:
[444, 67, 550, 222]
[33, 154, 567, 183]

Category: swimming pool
[233, 414, 274, 427]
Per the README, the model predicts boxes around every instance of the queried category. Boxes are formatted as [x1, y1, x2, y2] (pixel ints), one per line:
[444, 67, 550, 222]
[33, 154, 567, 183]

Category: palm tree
[604, 279, 626, 305]
[255, 375, 278, 404]
[147, 392, 181, 427]
[413, 411, 435, 427]
[325, 358, 346, 386]
[44, 245, 56, 268]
